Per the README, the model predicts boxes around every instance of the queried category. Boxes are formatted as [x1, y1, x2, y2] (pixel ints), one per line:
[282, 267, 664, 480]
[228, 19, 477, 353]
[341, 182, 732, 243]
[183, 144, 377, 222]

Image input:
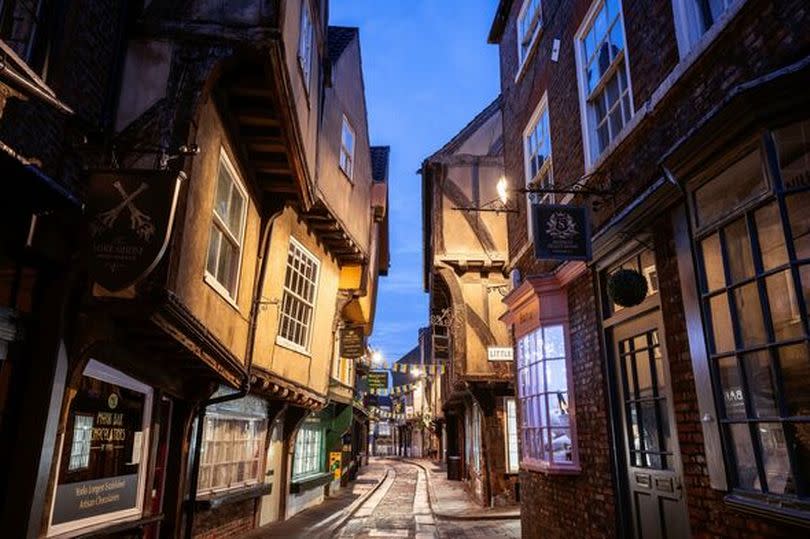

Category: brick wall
[193, 500, 255, 539]
[499, 0, 810, 284]
[520, 272, 616, 538]
[0, 0, 128, 190]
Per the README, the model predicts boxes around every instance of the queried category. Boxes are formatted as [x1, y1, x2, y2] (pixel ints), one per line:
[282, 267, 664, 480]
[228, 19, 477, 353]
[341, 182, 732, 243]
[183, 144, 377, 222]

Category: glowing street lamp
[411, 367, 422, 378]
[497, 176, 509, 205]
[371, 350, 384, 367]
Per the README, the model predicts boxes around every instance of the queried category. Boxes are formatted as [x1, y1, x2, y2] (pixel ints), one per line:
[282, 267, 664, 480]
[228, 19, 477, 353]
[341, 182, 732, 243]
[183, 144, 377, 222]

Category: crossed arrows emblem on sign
[92, 181, 156, 241]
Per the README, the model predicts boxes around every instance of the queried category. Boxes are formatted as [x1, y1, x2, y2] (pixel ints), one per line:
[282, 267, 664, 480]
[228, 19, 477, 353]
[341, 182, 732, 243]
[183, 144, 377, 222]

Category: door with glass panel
[614, 313, 689, 539]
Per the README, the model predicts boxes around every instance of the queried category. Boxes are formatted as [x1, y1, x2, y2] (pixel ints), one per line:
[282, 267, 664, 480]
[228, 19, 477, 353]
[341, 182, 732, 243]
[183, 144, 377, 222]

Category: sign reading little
[487, 346, 514, 361]
[532, 204, 592, 261]
[87, 169, 184, 291]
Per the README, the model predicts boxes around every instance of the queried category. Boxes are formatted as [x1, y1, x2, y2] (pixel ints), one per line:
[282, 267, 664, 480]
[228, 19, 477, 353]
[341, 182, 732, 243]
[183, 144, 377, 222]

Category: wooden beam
[253, 160, 292, 174]
[235, 109, 281, 126]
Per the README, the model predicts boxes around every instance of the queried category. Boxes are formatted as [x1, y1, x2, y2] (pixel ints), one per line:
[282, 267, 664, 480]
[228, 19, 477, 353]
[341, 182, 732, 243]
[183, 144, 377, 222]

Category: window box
[289, 472, 332, 494]
[194, 483, 273, 510]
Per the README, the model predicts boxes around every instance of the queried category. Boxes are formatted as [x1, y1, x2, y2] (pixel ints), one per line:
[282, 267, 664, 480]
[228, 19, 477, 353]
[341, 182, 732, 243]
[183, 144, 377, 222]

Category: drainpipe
[184, 209, 283, 539]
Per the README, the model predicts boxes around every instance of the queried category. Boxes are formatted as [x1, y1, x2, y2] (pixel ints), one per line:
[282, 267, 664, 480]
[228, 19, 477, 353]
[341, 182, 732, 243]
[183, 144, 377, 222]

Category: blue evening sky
[330, 1, 500, 366]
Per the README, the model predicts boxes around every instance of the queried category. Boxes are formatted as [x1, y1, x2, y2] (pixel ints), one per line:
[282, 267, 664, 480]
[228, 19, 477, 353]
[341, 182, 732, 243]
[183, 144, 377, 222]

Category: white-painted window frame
[515, 0, 543, 77]
[523, 94, 553, 239]
[340, 115, 356, 181]
[204, 148, 248, 306]
[504, 397, 520, 474]
[574, 0, 635, 171]
[671, 0, 739, 59]
[276, 237, 320, 355]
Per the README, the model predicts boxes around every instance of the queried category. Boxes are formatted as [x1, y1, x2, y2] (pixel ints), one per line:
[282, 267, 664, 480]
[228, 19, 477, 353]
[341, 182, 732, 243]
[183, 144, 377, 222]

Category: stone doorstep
[403, 459, 521, 521]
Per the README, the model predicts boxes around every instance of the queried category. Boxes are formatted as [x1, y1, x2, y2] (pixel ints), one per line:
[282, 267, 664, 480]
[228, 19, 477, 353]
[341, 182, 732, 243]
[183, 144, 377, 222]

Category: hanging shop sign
[48, 360, 153, 535]
[340, 325, 366, 359]
[366, 370, 388, 391]
[87, 169, 185, 291]
[487, 346, 514, 361]
[532, 203, 592, 261]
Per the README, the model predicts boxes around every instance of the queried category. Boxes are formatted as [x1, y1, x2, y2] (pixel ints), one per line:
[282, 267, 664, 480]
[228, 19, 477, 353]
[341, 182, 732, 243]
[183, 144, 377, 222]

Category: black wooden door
[614, 313, 690, 539]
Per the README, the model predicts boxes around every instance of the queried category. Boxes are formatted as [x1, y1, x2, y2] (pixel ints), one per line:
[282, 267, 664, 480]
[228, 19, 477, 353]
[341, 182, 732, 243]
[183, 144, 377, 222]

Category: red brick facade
[192, 500, 255, 539]
[492, 0, 810, 537]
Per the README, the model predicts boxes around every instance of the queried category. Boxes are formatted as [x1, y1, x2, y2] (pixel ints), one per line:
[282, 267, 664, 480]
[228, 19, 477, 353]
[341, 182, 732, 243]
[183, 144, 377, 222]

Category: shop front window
[691, 120, 810, 503]
[197, 414, 266, 495]
[48, 360, 153, 536]
[293, 422, 324, 479]
[516, 324, 578, 471]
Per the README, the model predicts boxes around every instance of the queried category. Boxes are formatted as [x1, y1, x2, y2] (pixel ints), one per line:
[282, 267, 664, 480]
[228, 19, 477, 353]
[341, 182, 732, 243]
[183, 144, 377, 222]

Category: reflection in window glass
[516, 324, 576, 468]
[692, 123, 810, 499]
[694, 151, 766, 229]
[68, 415, 94, 471]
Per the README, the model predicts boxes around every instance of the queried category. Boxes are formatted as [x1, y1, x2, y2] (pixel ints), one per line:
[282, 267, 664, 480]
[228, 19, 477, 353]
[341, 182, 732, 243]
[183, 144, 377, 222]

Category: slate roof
[370, 146, 390, 183]
[327, 26, 358, 63]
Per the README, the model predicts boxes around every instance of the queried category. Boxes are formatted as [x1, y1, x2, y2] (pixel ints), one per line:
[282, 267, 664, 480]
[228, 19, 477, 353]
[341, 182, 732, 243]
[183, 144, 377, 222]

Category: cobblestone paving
[335, 460, 520, 539]
[436, 519, 522, 539]
[338, 460, 437, 538]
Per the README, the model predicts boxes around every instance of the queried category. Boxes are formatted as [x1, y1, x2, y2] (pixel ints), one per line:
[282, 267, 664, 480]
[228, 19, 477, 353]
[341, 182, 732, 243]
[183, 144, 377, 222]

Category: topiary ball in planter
[608, 269, 649, 307]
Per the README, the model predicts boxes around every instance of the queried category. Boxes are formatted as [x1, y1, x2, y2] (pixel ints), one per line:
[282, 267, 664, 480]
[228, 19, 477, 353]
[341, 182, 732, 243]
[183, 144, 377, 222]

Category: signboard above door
[532, 203, 592, 261]
[86, 169, 185, 291]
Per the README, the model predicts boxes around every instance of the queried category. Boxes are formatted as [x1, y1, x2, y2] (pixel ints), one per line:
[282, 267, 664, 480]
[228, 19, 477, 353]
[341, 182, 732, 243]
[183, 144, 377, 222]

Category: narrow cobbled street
[252, 459, 520, 539]
[339, 460, 521, 539]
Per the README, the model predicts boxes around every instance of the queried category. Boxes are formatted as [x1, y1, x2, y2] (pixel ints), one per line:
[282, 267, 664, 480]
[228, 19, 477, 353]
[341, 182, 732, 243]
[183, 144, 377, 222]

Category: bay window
[575, 0, 633, 166]
[516, 323, 578, 471]
[690, 120, 810, 505]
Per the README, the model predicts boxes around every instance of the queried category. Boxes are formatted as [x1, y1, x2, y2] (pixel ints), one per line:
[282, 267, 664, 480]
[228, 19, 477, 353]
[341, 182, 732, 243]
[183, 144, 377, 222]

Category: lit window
[690, 121, 810, 501]
[516, 0, 543, 71]
[278, 238, 319, 352]
[340, 116, 356, 180]
[205, 150, 247, 301]
[293, 422, 324, 479]
[504, 398, 520, 473]
[198, 414, 266, 494]
[516, 324, 578, 470]
[576, 0, 633, 165]
[298, 0, 314, 91]
[68, 414, 94, 471]
[672, 0, 736, 56]
[466, 402, 482, 472]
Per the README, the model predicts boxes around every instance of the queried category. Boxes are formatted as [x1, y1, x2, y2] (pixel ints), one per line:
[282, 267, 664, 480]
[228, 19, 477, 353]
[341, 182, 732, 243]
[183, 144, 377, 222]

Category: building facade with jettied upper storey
[0, 2, 388, 538]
